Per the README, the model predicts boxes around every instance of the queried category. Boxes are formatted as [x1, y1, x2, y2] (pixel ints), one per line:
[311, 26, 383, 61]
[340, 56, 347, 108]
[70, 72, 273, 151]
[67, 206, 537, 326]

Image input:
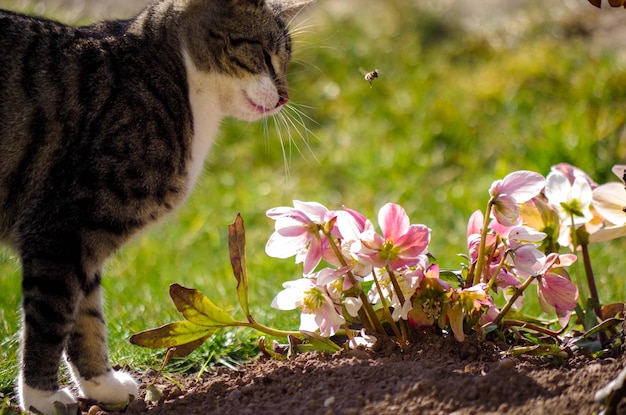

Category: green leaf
[229, 213, 250, 318]
[129, 320, 214, 351]
[439, 269, 465, 287]
[583, 298, 599, 331]
[581, 318, 624, 340]
[300, 330, 342, 352]
[169, 283, 239, 327]
[145, 384, 164, 403]
[508, 344, 568, 358]
[503, 309, 556, 326]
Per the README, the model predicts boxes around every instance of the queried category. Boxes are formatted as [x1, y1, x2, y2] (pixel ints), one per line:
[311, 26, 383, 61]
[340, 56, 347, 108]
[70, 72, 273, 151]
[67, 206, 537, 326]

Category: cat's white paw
[19, 383, 77, 415]
[76, 370, 139, 404]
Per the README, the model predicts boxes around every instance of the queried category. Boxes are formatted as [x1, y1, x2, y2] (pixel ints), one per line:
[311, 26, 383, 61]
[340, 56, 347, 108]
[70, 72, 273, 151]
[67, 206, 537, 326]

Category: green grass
[1, 0, 626, 400]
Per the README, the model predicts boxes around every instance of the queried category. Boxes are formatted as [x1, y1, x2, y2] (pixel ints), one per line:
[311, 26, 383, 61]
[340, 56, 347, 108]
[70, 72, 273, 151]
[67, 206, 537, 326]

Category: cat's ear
[266, 0, 315, 22]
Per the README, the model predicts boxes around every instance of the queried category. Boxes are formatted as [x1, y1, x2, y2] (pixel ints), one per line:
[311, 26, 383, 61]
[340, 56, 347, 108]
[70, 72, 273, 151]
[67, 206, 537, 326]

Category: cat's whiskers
[284, 8, 314, 34]
[271, 113, 292, 178]
[261, 107, 273, 155]
[275, 101, 319, 163]
[288, 58, 323, 77]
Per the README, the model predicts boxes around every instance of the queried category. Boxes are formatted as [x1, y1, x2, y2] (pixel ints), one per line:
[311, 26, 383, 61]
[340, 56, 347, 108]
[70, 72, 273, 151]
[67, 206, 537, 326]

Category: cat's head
[181, 0, 314, 122]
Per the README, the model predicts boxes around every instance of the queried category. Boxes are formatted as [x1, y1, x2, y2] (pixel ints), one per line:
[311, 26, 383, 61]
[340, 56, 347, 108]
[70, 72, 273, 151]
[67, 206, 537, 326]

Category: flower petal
[539, 273, 578, 311]
[589, 225, 626, 243]
[492, 194, 521, 226]
[265, 230, 308, 258]
[493, 170, 545, 203]
[303, 236, 324, 275]
[592, 183, 626, 225]
[611, 165, 626, 183]
[545, 171, 570, 205]
[448, 304, 465, 342]
[378, 203, 410, 241]
[293, 200, 331, 222]
[344, 296, 363, 317]
[467, 210, 483, 237]
[395, 224, 431, 256]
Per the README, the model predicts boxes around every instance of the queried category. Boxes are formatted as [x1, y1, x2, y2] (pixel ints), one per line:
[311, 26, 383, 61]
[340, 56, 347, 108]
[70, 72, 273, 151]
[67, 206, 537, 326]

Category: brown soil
[94, 332, 626, 415]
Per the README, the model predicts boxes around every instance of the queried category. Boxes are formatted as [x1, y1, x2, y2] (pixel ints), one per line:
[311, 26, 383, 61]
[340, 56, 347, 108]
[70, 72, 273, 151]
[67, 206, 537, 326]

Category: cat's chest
[183, 56, 222, 193]
[185, 94, 220, 192]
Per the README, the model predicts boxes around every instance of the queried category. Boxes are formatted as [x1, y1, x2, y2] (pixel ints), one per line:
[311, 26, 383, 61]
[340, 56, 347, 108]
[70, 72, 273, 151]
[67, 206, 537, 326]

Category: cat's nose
[276, 93, 289, 107]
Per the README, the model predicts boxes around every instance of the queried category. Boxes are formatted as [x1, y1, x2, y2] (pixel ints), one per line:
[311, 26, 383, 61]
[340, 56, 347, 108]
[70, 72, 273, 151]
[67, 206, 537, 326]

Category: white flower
[545, 171, 593, 246]
[545, 172, 594, 224]
[271, 278, 345, 336]
[590, 182, 626, 243]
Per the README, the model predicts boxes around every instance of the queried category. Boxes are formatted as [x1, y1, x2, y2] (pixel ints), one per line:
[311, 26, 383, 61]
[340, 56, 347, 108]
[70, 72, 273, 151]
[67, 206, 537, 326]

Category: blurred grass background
[1, 0, 626, 398]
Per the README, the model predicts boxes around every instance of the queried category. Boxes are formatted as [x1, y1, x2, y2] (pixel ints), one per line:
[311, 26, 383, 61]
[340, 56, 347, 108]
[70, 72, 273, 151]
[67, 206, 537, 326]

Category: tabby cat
[0, 0, 313, 413]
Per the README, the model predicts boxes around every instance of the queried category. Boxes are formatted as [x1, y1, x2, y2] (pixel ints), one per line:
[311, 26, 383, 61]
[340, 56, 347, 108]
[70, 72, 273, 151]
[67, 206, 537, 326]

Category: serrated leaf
[169, 283, 239, 327]
[229, 213, 250, 318]
[300, 330, 342, 352]
[129, 320, 214, 351]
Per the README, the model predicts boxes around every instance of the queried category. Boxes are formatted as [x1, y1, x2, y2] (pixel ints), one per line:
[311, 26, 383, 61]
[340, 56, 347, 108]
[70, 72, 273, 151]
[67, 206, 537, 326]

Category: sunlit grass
[1, 0, 626, 398]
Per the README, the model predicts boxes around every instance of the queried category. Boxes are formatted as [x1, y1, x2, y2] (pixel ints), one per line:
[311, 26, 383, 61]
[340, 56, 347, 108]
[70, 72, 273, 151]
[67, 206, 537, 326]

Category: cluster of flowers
[265, 163, 626, 343]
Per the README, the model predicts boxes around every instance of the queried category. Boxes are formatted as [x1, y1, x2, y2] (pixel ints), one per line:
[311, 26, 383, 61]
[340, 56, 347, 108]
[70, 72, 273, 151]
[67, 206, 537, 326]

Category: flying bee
[360, 68, 379, 86]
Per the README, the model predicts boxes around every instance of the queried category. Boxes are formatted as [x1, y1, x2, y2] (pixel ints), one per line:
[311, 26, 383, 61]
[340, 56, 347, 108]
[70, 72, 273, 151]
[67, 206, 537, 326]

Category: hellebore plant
[131, 163, 626, 361]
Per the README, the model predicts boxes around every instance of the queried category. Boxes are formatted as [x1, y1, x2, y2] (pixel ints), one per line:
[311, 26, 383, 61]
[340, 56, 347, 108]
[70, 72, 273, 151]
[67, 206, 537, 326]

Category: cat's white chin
[242, 95, 282, 120]
[236, 78, 285, 121]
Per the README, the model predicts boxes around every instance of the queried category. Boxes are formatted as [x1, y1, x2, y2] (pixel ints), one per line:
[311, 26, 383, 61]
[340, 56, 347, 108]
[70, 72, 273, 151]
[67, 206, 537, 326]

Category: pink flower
[489, 171, 546, 226]
[332, 208, 376, 277]
[355, 203, 431, 270]
[497, 224, 547, 276]
[466, 210, 493, 262]
[536, 253, 578, 327]
[265, 201, 336, 274]
[407, 265, 451, 329]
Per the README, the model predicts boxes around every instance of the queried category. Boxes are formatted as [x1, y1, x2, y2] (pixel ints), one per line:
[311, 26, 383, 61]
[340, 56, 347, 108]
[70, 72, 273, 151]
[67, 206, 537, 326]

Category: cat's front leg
[65, 282, 139, 406]
[18, 257, 82, 414]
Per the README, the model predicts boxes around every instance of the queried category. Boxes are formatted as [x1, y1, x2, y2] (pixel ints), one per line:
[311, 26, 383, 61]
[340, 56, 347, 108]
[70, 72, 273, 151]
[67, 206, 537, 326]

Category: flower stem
[320, 225, 386, 334]
[498, 319, 563, 343]
[486, 248, 511, 291]
[569, 214, 588, 310]
[472, 198, 495, 286]
[492, 274, 535, 326]
[246, 317, 304, 339]
[581, 243, 602, 321]
[386, 267, 406, 305]
[371, 270, 404, 341]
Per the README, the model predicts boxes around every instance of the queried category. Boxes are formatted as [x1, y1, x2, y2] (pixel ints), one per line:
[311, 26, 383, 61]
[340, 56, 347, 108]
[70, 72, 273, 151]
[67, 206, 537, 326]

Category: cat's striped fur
[0, 0, 313, 413]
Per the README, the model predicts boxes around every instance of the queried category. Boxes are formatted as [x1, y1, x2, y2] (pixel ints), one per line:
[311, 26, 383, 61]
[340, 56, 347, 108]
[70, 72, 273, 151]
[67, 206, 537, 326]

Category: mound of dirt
[106, 332, 626, 415]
